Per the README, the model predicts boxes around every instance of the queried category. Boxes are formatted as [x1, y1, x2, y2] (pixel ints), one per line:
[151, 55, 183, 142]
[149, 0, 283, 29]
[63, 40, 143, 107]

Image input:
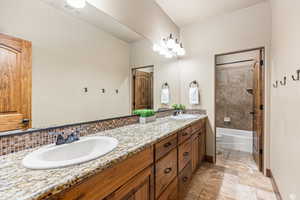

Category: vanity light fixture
[66, 0, 86, 8]
[153, 33, 186, 58]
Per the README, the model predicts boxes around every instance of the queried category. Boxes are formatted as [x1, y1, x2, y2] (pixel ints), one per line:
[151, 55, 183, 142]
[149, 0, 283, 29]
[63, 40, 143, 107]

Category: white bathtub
[216, 127, 253, 153]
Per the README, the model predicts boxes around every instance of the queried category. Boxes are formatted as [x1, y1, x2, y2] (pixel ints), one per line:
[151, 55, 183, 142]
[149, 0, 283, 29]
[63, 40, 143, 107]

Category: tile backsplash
[0, 109, 206, 156]
[0, 115, 139, 156]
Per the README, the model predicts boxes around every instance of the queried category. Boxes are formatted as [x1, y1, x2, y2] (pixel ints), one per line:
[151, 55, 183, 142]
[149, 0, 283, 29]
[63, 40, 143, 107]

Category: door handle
[249, 112, 255, 115]
[22, 119, 30, 124]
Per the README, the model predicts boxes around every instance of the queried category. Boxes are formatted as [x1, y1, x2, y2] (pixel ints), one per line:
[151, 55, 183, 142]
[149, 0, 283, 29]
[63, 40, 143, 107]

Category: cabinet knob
[182, 132, 188, 136]
[183, 152, 189, 157]
[164, 167, 172, 174]
[182, 177, 189, 182]
[163, 142, 172, 148]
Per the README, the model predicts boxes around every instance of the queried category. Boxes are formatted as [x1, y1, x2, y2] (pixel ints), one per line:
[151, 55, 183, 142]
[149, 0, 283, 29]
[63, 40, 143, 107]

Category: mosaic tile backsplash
[0, 109, 205, 156]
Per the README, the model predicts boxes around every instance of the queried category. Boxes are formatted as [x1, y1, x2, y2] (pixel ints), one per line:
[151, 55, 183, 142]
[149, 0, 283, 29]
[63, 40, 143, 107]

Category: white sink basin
[22, 136, 118, 170]
[171, 114, 198, 120]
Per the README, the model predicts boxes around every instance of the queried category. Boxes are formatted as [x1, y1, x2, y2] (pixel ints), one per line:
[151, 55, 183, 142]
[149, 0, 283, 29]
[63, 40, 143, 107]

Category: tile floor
[184, 149, 277, 200]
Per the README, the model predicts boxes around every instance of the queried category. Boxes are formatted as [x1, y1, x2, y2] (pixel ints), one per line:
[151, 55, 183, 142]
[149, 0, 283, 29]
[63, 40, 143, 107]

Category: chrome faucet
[49, 132, 66, 145]
[65, 128, 80, 144]
[49, 128, 80, 145]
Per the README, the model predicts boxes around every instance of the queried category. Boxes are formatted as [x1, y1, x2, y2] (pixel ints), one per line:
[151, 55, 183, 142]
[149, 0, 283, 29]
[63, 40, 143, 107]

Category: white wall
[87, 0, 180, 44]
[270, 0, 300, 199]
[130, 39, 180, 110]
[179, 2, 271, 163]
[0, 0, 131, 128]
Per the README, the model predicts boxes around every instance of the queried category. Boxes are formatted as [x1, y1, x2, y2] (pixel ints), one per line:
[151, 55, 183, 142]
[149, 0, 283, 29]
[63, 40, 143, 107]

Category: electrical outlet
[289, 194, 296, 200]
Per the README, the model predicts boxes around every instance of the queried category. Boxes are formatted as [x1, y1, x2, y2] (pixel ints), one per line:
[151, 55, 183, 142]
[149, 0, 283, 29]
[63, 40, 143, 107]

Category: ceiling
[155, 0, 266, 27]
[42, 0, 142, 43]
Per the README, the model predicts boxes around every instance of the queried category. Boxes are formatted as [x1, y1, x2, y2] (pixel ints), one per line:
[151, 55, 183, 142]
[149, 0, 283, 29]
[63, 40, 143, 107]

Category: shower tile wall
[216, 65, 253, 131]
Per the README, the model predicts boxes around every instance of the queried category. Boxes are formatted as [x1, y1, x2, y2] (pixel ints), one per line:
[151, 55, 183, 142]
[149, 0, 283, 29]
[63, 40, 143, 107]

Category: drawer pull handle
[182, 177, 189, 182]
[182, 132, 188, 136]
[183, 152, 189, 157]
[164, 142, 172, 148]
[164, 167, 172, 174]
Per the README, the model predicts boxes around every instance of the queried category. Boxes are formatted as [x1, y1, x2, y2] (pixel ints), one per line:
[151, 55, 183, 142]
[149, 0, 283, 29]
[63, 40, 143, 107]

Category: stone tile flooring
[184, 149, 277, 200]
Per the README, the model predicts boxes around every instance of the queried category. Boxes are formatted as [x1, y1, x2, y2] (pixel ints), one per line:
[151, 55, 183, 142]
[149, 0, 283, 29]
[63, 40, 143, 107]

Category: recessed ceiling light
[66, 0, 86, 8]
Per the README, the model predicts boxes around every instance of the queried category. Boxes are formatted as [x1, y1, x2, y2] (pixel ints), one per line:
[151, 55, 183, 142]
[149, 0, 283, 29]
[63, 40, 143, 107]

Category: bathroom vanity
[48, 117, 206, 200]
[0, 115, 207, 200]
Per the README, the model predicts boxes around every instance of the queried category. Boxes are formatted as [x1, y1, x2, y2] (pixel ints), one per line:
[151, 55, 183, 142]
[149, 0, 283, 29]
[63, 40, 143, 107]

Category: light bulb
[160, 38, 167, 48]
[152, 44, 160, 52]
[67, 0, 86, 8]
[173, 43, 181, 54]
[159, 48, 166, 55]
[166, 38, 175, 49]
[178, 48, 186, 56]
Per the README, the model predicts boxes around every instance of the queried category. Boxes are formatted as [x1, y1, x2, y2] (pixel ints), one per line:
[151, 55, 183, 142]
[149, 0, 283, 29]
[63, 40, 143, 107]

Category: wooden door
[0, 33, 32, 132]
[133, 70, 152, 110]
[252, 50, 264, 171]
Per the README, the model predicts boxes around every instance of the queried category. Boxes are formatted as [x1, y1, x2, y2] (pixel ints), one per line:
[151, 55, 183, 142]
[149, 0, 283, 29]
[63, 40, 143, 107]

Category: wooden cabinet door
[157, 178, 178, 200]
[111, 167, 153, 200]
[0, 33, 32, 132]
[133, 70, 152, 110]
[178, 162, 192, 200]
[191, 134, 199, 172]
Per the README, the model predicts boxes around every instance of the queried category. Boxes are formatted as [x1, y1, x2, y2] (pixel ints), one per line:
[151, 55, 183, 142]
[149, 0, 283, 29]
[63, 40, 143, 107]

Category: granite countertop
[0, 115, 207, 200]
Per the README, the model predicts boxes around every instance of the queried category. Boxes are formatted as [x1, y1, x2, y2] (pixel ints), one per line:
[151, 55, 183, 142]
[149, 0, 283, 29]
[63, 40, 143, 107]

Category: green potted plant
[133, 109, 156, 124]
[172, 104, 186, 115]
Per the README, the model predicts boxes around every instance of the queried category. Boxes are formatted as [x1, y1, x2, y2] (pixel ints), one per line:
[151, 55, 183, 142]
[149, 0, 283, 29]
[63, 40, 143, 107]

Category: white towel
[189, 87, 199, 105]
[161, 88, 170, 104]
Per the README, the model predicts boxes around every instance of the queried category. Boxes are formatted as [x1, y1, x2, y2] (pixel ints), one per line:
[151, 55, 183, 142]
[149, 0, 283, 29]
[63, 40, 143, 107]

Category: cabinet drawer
[191, 122, 201, 134]
[157, 178, 178, 200]
[155, 134, 177, 161]
[178, 126, 192, 144]
[155, 149, 177, 198]
[178, 138, 192, 172]
[178, 162, 192, 199]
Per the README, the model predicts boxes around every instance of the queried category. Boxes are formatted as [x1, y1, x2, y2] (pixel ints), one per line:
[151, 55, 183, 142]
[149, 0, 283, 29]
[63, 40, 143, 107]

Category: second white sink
[22, 136, 118, 170]
[171, 114, 198, 120]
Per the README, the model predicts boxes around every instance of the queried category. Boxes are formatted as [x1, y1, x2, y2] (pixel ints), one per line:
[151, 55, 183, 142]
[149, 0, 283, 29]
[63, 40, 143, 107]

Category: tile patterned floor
[184, 149, 277, 200]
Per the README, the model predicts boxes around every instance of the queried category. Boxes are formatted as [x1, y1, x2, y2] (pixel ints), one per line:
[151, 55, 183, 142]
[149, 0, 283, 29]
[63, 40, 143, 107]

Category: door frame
[214, 47, 265, 172]
[131, 65, 154, 112]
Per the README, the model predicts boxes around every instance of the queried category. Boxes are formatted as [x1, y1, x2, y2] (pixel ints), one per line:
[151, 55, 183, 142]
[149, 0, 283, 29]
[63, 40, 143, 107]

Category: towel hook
[292, 70, 300, 81]
[189, 80, 199, 88]
[162, 82, 169, 88]
[273, 81, 278, 88]
[280, 76, 287, 86]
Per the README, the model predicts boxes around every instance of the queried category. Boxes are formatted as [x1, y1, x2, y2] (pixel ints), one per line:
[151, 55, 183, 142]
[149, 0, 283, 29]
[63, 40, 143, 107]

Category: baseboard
[266, 169, 282, 200]
[205, 155, 214, 163]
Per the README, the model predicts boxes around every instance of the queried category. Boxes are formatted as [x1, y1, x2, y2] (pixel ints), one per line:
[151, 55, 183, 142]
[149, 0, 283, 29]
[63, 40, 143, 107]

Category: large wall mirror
[0, 0, 180, 133]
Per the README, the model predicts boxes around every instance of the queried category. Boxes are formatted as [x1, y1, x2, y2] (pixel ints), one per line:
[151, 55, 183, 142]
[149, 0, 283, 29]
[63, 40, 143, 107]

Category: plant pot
[139, 115, 156, 124]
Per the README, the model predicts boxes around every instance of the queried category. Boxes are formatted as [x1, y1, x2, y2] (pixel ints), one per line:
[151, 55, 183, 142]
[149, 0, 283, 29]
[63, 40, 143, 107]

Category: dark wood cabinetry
[49, 118, 207, 200]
